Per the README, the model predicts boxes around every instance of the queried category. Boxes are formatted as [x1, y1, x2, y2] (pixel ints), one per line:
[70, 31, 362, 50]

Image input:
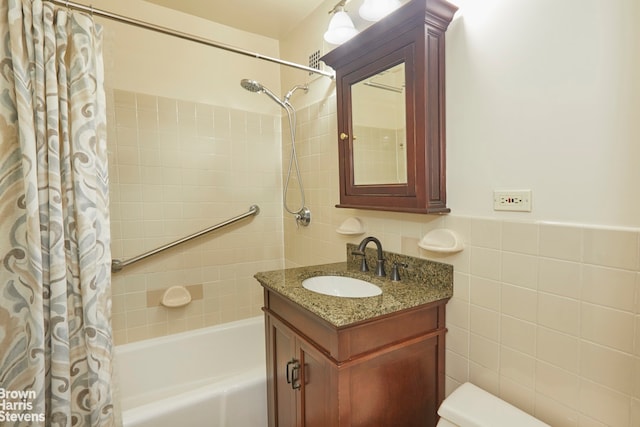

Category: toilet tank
[437, 383, 550, 427]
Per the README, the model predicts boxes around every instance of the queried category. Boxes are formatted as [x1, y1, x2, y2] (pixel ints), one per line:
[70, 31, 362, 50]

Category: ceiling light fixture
[324, 0, 358, 45]
[358, 0, 401, 22]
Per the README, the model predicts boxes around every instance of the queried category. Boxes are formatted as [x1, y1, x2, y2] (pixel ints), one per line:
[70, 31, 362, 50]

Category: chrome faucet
[352, 236, 386, 277]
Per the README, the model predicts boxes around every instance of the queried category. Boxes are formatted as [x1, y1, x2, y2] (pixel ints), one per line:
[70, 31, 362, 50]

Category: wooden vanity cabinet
[263, 290, 448, 427]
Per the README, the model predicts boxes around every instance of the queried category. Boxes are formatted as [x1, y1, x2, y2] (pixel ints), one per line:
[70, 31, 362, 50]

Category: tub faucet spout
[353, 236, 386, 277]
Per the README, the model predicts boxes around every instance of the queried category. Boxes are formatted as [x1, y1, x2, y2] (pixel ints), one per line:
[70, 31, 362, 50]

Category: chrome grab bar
[111, 205, 260, 273]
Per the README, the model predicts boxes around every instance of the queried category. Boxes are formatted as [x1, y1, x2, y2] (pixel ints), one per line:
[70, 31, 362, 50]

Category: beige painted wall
[77, 0, 283, 113]
[283, 0, 640, 227]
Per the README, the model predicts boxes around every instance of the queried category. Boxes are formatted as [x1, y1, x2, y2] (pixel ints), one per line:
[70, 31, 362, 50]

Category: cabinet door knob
[286, 359, 301, 390]
[340, 132, 349, 141]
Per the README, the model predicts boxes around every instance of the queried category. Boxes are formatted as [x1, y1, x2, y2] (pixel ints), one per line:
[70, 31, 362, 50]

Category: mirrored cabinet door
[352, 62, 407, 186]
[340, 43, 417, 199]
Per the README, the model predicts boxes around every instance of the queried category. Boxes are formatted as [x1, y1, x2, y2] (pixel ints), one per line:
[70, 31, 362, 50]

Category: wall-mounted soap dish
[336, 217, 365, 235]
[418, 229, 464, 254]
[161, 285, 192, 308]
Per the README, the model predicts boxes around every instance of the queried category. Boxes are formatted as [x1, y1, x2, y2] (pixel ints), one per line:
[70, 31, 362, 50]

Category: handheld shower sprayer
[240, 79, 289, 110]
[240, 78, 311, 227]
[239, 79, 262, 93]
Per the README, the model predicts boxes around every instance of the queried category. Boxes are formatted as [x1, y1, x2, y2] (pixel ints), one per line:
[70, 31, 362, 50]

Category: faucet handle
[390, 262, 408, 281]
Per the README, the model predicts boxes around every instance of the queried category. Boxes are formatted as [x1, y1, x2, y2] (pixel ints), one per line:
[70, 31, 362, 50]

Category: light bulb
[324, 10, 358, 45]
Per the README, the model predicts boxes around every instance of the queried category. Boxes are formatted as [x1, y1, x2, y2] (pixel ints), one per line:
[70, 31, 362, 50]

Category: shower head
[240, 78, 287, 109]
[240, 79, 263, 93]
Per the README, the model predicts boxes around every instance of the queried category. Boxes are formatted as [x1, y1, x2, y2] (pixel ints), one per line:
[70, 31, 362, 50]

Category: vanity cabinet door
[265, 314, 332, 427]
[267, 314, 297, 427]
[297, 338, 331, 427]
[343, 334, 442, 427]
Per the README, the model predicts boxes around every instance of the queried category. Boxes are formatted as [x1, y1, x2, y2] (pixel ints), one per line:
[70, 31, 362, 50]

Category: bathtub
[115, 316, 267, 427]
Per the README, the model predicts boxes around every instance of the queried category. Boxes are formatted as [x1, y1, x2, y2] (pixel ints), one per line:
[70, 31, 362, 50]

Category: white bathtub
[115, 316, 267, 427]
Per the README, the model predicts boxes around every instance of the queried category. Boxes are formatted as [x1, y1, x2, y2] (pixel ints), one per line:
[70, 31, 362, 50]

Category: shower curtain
[0, 1, 118, 426]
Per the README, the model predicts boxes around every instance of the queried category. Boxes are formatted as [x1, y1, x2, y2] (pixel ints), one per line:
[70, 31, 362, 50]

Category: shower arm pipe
[45, 0, 335, 79]
[111, 205, 260, 273]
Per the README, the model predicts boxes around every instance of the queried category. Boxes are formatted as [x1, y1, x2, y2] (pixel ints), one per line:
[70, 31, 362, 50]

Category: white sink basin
[302, 276, 382, 298]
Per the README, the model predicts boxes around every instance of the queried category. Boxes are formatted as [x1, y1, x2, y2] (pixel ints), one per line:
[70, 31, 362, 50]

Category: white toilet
[436, 382, 550, 427]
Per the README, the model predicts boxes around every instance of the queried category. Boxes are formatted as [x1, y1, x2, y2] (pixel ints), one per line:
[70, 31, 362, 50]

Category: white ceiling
[142, 0, 329, 39]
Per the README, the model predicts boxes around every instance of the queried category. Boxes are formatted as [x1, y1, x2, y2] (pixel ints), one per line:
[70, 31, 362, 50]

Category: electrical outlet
[493, 190, 532, 212]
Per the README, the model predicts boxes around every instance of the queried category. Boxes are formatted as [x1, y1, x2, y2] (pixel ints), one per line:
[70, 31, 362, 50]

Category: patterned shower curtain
[0, 1, 117, 426]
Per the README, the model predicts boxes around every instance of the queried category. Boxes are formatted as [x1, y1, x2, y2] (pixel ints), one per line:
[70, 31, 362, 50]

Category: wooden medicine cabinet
[321, 0, 458, 213]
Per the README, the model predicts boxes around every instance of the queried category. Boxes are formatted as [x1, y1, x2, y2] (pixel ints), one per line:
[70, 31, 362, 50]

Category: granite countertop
[254, 254, 453, 327]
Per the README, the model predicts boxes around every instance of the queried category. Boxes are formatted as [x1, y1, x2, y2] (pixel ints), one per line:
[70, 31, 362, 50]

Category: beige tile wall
[442, 219, 640, 427]
[284, 98, 640, 427]
[106, 89, 284, 344]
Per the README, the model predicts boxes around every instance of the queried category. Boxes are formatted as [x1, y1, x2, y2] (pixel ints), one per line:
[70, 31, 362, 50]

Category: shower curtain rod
[45, 0, 335, 79]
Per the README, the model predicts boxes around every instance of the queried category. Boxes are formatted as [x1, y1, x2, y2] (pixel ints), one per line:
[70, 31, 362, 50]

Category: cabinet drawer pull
[286, 359, 301, 390]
